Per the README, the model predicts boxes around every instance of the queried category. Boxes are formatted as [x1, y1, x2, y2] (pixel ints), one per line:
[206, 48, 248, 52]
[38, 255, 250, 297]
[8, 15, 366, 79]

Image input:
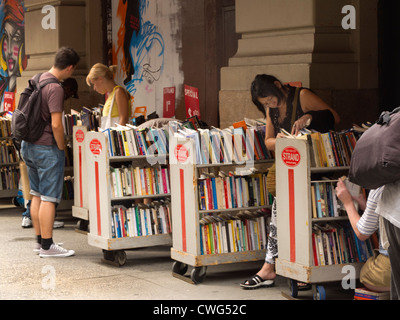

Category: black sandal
[298, 282, 312, 291]
[240, 275, 275, 290]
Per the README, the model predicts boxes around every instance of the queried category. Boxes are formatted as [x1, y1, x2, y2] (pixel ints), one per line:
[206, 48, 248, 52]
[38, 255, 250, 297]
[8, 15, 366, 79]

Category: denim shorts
[21, 141, 65, 203]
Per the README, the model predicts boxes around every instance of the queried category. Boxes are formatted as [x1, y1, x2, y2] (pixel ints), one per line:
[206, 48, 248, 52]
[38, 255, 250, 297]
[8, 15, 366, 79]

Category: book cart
[0, 136, 19, 199]
[85, 131, 172, 266]
[170, 136, 273, 284]
[275, 137, 364, 300]
[71, 126, 90, 231]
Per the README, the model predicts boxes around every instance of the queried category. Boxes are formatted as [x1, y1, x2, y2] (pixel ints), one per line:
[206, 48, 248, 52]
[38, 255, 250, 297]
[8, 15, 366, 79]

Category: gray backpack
[348, 107, 400, 189]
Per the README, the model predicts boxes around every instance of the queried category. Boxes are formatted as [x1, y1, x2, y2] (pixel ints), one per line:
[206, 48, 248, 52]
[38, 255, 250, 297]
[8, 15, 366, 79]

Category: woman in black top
[252, 74, 340, 151]
[240, 74, 340, 289]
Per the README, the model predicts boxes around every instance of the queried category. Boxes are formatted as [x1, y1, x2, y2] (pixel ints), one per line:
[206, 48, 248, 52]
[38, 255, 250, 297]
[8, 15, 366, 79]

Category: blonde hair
[86, 63, 117, 86]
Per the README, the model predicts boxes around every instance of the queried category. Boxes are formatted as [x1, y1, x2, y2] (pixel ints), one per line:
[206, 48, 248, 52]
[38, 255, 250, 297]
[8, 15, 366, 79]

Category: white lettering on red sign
[174, 144, 189, 163]
[282, 147, 301, 167]
[90, 139, 102, 155]
[75, 130, 85, 143]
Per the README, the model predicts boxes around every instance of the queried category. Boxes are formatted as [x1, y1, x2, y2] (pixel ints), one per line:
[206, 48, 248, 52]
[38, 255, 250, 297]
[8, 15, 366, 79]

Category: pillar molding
[219, 0, 379, 129]
[17, 0, 104, 110]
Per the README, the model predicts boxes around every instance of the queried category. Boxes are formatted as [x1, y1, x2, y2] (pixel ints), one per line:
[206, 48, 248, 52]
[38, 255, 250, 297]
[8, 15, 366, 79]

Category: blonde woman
[87, 63, 131, 129]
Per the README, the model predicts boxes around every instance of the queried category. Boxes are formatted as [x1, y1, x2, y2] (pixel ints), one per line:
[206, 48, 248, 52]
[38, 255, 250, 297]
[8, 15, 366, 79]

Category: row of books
[110, 165, 170, 198]
[64, 113, 80, 136]
[0, 166, 19, 191]
[199, 211, 269, 255]
[171, 121, 272, 165]
[111, 201, 172, 239]
[0, 140, 18, 164]
[292, 130, 358, 168]
[198, 172, 273, 211]
[312, 222, 375, 266]
[311, 178, 361, 219]
[103, 126, 169, 157]
[0, 117, 12, 138]
[63, 107, 101, 135]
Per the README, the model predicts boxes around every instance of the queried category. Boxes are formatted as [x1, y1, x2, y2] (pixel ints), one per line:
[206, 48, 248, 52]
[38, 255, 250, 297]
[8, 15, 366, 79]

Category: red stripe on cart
[288, 169, 296, 262]
[180, 169, 187, 252]
[95, 161, 101, 236]
[79, 146, 83, 207]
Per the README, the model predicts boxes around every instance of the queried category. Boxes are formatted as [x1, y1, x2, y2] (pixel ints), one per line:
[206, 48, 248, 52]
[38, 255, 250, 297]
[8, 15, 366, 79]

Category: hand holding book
[291, 114, 312, 136]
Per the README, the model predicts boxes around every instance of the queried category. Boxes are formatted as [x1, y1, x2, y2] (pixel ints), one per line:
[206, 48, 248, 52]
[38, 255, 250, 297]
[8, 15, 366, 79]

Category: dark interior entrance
[378, 0, 400, 113]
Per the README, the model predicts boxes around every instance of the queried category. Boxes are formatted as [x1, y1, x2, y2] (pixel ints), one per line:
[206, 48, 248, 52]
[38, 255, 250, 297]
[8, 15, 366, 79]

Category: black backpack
[11, 73, 60, 150]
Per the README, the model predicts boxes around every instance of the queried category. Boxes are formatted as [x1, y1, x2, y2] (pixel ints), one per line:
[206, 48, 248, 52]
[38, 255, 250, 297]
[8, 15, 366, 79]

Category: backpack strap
[290, 87, 301, 128]
[34, 73, 61, 125]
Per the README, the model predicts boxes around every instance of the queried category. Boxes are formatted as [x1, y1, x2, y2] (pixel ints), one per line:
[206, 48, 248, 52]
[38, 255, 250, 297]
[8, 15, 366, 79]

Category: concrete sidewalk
[0, 202, 354, 301]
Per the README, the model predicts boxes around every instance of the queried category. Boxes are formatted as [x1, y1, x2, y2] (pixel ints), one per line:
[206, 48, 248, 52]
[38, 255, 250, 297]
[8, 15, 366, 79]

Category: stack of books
[111, 201, 172, 238]
[354, 288, 390, 300]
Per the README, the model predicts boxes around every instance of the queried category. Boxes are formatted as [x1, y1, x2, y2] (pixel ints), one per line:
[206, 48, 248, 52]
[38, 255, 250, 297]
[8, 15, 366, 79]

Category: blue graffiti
[125, 0, 165, 96]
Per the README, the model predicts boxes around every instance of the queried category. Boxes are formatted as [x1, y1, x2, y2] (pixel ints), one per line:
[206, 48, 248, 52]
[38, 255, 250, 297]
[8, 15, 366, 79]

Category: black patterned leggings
[265, 198, 278, 264]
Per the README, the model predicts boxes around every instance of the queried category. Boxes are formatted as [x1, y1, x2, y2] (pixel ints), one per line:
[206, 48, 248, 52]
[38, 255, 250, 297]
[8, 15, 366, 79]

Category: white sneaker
[53, 220, 64, 229]
[21, 216, 32, 228]
[39, 243, 75, 258]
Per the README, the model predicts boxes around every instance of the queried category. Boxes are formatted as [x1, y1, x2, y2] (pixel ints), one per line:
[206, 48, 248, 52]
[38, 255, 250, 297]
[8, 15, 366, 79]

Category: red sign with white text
[174, 144, 189, 163]
[3, 92, 15, 112]
[163, 87, 176, 118]
[75, 130, 85, 143]
[184, 85, 200, 119]
[90, 139, 102, 155]
[282, 147, 301, 168]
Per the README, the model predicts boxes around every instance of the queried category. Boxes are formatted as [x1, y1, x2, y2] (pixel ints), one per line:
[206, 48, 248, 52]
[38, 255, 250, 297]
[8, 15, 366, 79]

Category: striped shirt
[357, 186, 387, 255]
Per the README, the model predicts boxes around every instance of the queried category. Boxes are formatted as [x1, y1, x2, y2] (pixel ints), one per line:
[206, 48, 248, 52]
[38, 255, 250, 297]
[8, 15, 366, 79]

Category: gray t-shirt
[377, 180, 400, 229]
[34, 72, 64, 146]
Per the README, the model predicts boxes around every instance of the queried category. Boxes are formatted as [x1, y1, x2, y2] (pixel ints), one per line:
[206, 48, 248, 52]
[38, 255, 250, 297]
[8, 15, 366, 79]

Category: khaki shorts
[360, 251, 391, 289]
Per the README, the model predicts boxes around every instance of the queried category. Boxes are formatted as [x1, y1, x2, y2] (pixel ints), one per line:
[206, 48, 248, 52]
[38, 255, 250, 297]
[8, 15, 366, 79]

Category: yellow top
[103, 86, 131, 118]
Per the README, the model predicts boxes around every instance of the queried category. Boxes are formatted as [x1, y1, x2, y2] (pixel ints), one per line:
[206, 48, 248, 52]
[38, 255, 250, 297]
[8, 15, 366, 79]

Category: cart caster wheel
[102, 249, 115, 261]
[289, 279, 298, 298]
[172, 261, 188, 275]
[77, 219, 89, 232]
[313, 285, 326, 300]
[115, 250, 127, 266]
[191, 266, 207, 284]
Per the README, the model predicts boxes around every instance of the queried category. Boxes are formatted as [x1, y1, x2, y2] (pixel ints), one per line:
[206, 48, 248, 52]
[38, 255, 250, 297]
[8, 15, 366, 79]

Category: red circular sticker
[282, 147, 301, 167]
[90, 139, 102, 155]
[75, 129, 85, 143]
[174, 144, 189, 163]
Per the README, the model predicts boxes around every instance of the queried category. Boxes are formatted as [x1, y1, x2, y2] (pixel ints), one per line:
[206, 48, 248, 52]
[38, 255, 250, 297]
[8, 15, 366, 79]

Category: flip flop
[240, 275, 275, 290]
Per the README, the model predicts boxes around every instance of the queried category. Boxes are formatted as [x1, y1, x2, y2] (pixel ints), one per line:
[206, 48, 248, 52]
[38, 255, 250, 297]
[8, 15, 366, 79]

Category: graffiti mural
[0, 0, 27, 111]
[112, 0, 183, 116]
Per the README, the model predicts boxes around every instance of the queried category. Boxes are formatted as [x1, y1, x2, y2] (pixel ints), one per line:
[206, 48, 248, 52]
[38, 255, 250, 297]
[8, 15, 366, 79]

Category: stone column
[219, 0, 379, 130]
[17, 0, 104, 110]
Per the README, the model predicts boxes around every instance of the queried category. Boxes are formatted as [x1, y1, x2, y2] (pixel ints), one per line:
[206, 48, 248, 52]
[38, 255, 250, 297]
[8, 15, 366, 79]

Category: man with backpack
[18, 47, 80, 258]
